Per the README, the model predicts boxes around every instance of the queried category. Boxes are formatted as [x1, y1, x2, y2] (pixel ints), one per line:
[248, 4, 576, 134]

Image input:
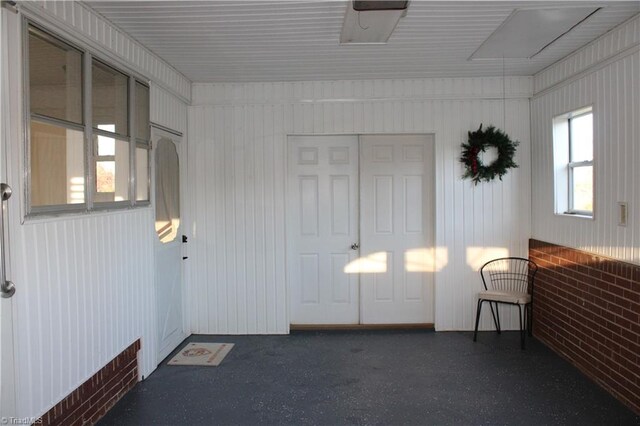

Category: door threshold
[290, 323, 434, 331]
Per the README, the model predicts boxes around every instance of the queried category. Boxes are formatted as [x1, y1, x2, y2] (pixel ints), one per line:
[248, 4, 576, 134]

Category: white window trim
[552, 106, 594, 219]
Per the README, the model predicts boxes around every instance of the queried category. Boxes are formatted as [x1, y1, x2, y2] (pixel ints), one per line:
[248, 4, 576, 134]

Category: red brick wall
[38, 340, 141, 426]
[529, 239, 640, 415]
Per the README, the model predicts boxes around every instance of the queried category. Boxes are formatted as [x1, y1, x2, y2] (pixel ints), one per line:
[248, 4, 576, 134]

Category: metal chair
[473, 257, 538, 349]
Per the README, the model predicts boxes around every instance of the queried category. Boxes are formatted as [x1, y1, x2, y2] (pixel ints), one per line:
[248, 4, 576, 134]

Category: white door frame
[1, 6, 19, 419]
[151, 125, 188, 362]
[285, 133, 436, 327]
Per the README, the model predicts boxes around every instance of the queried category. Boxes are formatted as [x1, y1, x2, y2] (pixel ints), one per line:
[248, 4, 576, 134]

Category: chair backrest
[480, 257, 538, 294]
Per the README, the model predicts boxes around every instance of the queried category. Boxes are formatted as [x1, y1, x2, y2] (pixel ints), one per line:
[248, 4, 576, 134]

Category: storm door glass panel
[28, 27, 82, 124]
[30, 120, 85, 207]
[93, 134, 130, 203]
[155, 139, 180, 243]
[92, 60, 129, 136]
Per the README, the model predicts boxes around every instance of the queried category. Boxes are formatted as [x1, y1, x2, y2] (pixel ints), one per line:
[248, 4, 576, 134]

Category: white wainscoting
[186, 77, 533, 335]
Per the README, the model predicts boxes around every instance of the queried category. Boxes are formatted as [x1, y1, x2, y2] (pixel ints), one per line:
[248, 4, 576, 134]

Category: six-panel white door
[287, 136, 360, 324]
[287, 134, 435, 326]
[359, 135, 435, 324]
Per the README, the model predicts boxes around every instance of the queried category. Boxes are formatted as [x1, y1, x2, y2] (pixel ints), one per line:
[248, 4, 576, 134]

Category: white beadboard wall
[535, 14, 640, 94]
[151, 85, 188, 134]
[2, 4, 189, 421]
[10, 210, 156, 418]
[531, 15, 640, 265]
[187, 77, 533, 334]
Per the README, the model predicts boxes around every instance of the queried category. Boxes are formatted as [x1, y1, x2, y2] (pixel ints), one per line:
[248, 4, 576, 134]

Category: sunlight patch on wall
[466, 247, 509, 270]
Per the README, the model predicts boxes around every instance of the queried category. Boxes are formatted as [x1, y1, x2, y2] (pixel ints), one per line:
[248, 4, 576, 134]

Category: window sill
[23, 204, 152, 225]
[555, 212, 594, 220]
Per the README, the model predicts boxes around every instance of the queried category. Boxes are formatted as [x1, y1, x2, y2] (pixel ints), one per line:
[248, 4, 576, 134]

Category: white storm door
[154, 134, 186, 362]
[287, 136, 360, 324]
[359, 135, 435, 324]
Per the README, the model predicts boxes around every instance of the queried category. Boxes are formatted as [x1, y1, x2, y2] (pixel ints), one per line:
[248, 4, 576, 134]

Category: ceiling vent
[340, 0, 409, 44]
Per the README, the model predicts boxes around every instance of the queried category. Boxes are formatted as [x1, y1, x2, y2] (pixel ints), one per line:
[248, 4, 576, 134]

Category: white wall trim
[192, 77, 534, 107]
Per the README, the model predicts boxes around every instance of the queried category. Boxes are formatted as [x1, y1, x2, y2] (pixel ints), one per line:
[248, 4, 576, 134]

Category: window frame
[567, 110, 594, 216]
[25, 23, 87, 215]
[552, 105, 594, 219]
[23, 19, 151, 217]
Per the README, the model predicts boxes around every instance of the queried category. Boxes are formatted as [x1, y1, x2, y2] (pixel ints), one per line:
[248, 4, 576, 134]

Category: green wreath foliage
[460, 124, 519, 185]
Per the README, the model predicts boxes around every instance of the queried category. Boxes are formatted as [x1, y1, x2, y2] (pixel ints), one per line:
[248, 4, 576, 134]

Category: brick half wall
[529, 239, 640, 414]
[38, 339, 141, 425]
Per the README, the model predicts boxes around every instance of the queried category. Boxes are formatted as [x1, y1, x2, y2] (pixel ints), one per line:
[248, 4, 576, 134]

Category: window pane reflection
[30, 120, 85, 206]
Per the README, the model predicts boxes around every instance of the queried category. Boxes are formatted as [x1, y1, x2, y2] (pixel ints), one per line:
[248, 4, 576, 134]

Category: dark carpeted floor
[99, 330, 640, 425]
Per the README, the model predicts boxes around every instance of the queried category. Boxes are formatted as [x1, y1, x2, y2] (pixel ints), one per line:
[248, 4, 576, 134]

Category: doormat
[167, 342, 234, 366]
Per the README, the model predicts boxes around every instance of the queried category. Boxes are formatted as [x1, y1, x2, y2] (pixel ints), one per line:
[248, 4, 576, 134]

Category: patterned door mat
[168, 342, 234, 366]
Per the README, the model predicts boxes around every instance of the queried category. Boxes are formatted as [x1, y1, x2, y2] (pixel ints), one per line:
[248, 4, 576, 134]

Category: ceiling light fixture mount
[340, 0, 409, 45]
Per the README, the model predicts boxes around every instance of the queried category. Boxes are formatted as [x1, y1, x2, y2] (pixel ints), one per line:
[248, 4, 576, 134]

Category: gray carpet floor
[99, 330, 640, 425]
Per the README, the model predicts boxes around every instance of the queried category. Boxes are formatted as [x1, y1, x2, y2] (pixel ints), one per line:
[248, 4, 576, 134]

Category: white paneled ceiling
[86, 1, 640, 83]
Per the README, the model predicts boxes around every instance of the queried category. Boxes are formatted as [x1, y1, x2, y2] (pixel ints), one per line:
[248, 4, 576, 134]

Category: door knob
[351, 243, 359, 250]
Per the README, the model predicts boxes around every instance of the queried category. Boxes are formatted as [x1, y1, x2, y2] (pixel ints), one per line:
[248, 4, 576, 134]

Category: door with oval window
[154, 131, 185, 362]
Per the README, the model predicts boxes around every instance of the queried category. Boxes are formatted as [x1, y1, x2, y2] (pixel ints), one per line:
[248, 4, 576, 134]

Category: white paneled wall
[535, 14, 639, 94]
[187, 77, 532, 334]
[2, 4, 189, 421]
[10, 210, 155, 418]
[151, 86, 188, 134]
[531, 15, 640, 265]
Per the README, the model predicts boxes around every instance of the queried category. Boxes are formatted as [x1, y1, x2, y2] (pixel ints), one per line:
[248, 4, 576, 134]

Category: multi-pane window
[28, 27, 85, 209]
[553, 107, 594, 216]
[26, 24, 150, 214]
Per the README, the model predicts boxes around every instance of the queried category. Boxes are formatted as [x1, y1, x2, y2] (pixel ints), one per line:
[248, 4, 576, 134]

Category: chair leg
[527, 304, 533, 337]
[518, 304, 525, 350]
[494, 302, 501, 333]
[473, 299, 483, 342]
[489, 302, 502, 334]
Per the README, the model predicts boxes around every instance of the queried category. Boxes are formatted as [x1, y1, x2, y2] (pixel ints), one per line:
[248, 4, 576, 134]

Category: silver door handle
[350, 243, 359, 250]
[1, 183, 14, 298]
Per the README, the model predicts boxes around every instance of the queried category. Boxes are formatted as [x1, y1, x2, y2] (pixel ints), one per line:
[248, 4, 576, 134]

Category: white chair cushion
[478, 290, 531, 304]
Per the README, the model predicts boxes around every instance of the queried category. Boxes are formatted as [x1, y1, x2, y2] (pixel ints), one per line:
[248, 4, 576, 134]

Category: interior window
[26, 23, 151, 214]
[552, 107, 594, 216]
[28, 26, 85, 210]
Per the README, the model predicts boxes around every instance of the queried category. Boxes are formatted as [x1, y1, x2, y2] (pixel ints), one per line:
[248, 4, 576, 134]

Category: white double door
[287, 134, 435, 325]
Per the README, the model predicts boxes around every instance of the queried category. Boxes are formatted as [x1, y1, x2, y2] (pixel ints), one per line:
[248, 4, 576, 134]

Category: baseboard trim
[290, 323, 434, 331]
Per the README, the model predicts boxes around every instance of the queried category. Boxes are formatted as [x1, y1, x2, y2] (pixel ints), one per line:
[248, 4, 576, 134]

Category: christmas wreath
[460, 124, 519, 185]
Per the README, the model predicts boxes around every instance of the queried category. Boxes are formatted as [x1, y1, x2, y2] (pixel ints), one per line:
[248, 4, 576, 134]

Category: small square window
[553, 107, 594, 216]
